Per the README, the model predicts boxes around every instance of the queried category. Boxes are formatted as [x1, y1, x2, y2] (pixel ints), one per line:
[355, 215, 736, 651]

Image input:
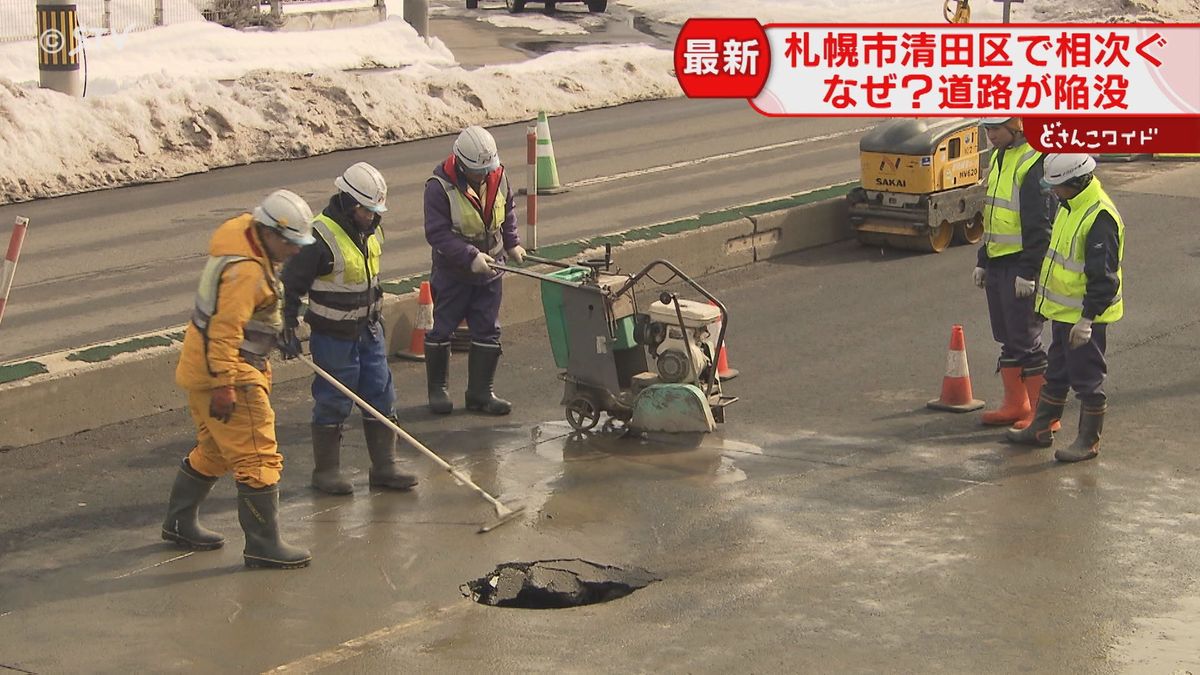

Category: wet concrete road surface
[2, 162, 1200, 672]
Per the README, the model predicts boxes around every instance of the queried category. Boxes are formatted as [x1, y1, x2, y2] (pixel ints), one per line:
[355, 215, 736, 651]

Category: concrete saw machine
[495, 248, 737, 434]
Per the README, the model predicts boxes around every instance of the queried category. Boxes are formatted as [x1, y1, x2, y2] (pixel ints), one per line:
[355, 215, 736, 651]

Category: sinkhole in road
[463, 559, 659, 609]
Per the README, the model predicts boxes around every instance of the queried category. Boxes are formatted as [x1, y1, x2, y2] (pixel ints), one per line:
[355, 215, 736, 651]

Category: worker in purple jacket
[422, 126, 525, 416]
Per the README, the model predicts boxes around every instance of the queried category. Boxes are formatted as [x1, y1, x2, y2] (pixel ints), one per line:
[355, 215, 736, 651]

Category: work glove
[279, 325, 301, 360]
[209, 386, 237, 423]
[506, 245, 527, 264]
[1014, 276, 1036, 298]
[972, 266, 986, 289]
[1069, 317, 1094, 349]
[470, 252, 496, 275]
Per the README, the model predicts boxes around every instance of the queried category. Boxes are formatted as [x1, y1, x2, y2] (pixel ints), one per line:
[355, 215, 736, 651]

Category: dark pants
[1044, 320, 1108, 405]
[985, 256, 1047, 372]
[309, 322, 395, 425]
[426, 267, 502, 345]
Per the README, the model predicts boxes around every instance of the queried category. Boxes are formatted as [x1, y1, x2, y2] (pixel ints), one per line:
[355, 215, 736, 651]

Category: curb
[0, 182, 854, 449]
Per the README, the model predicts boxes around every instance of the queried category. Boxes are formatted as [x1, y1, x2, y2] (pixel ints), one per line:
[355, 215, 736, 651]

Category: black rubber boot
[364, 418, 418, 490]
[1006, 391, 1067, 447]
[311, 423, 353, 495]
[1055, 403, 1105, 463]
[161, 458, 225, 551]
[425, 341, 453, 415]
[237, 483, 311, 570]
[465, 343, 512, 415]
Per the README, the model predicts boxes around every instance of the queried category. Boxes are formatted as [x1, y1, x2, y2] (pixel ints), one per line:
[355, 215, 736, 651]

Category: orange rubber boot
[1010, 372, 1062, 431]
[981, 366, 1031, 426]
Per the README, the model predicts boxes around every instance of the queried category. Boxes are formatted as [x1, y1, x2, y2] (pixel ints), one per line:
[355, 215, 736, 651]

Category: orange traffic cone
[707, 299, 738, 381]
[715, 342, 738, 381]
[927, 324, 985, 412]
[396, 281, 433, 362]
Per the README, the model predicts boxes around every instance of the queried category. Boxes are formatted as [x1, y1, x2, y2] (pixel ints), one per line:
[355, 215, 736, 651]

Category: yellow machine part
[944, 0, 970, 23]
[852, 117, 987, 253]
[859, 127, 983, 196]
[854, 218, 957, 254]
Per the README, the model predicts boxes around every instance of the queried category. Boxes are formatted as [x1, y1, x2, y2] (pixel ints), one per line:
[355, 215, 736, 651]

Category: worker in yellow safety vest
[162, 189, 315, 569]
[974, 117, 1055, 431]
[280, 162, 418, 496]
[1007, 154, 1124, 463]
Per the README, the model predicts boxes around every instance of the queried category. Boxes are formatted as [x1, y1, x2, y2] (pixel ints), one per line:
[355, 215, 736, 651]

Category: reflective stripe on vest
[431, 174, 507, 258]
[983, 144, 1040, 258]
[190, 255, 282, 362]
[307, 214, 382, 326]
[1035, 179, 1125, 324]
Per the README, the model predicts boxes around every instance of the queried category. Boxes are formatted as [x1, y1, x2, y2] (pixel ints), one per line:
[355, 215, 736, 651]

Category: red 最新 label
[674, 19, 771, 99]
[1025, 116, 1200, 154]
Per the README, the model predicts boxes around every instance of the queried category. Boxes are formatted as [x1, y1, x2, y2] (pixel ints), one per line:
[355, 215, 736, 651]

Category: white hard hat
[981, 117, 1023, 133]
[1041, 153, 1097, 186]
[253, 189, 315, 246]
[334, 161, 388, 213]
[453, 126, 500, 173]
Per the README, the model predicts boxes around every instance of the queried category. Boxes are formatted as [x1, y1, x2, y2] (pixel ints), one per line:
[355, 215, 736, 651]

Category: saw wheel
[566, 397, 601, 431]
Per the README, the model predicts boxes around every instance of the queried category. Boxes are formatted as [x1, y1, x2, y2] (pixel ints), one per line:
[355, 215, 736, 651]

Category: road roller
[847, 118, 987, 253]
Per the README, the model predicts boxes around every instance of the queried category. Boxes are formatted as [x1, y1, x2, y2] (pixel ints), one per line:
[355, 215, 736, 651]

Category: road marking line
[263, 603, 471, 674]
[564, 126, 874, 189]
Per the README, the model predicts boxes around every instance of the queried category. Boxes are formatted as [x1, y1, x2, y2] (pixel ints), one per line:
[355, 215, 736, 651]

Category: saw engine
[641, 296, 721, 386]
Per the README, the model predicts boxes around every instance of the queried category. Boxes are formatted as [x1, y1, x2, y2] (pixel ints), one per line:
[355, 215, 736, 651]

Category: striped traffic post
[37, 0, 83, 96]
[0, 217, 29, 328]
[526, 124, 538, 250]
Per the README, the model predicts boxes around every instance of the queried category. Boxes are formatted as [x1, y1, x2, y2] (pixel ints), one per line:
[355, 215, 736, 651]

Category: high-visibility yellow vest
[431, 174, 508, 257]
[983, 142, 1041, 258]
[307, 214, 382, 325]
[1035, 178, 1124, 324]
[191, 255, 282, 368]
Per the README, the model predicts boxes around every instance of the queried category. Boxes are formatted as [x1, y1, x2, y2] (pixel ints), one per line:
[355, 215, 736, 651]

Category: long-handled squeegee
[296, 354, 525, 533]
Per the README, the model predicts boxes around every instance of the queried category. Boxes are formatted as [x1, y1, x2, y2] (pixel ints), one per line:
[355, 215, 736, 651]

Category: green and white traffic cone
[536, 111, 567, 195]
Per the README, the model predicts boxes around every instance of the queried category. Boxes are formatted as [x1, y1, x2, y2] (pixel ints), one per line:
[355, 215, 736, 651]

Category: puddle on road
[463, 559, 659, 609]
[1111, 596, 1200, 672]
[528, 424, 762, 485]
[492, 425, 761, 528]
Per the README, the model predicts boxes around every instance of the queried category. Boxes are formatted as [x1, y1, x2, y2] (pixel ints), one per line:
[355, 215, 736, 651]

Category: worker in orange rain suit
[161, 189, 316, 570]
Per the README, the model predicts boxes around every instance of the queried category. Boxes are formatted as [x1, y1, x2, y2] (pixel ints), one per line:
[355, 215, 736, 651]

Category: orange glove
[209, 386, 236, 423]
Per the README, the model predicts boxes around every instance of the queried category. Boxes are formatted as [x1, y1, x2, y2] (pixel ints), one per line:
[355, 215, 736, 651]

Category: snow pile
[475, 11, 594, 35]
[1019, 0, 1200, 22]
[0, 44, 676, 203]
[0, 18, 457, 96]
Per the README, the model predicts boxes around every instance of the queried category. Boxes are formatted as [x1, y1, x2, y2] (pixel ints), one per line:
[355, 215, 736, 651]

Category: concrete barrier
[0, 182, 856, 449]
[745, 195, 852, 260]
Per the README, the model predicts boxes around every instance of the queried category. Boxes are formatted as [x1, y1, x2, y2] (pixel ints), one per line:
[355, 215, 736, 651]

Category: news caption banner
[673, 19, 1200, 154]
